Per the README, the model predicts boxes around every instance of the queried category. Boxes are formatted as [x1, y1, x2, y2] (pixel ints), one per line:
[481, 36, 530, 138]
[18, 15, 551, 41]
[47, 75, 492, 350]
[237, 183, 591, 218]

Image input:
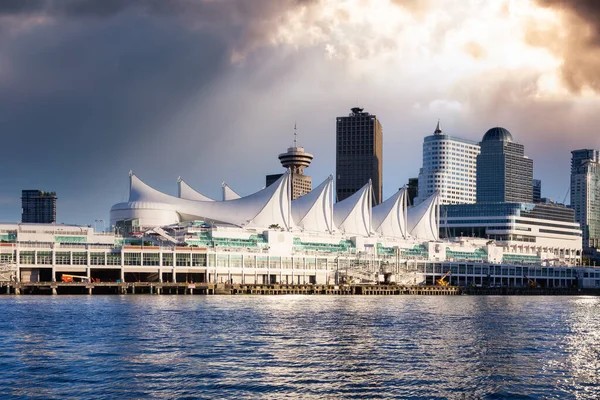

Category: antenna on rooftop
[294, 122, 297, 147]
[434, 119, 442, 134]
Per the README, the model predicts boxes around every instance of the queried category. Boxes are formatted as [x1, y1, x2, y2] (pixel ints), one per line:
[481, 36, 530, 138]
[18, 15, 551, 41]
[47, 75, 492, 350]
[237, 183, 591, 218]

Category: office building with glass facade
[570, 149, 600, 250]
[336, 107, 383, 204]
[416, 121, 480, 205]
[21, 190, 57, 224]
[476, 127, 533, 203]
[533, 179, 542, 203]
[440, 202, 582, 265]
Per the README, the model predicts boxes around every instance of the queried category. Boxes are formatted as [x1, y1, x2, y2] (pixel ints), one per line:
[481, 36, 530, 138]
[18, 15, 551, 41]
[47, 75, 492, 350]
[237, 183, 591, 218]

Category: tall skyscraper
[570, 149, 600, 249]
[476, 127, 533, 203]
[21, 190, 57, 223]
[336, 107, 383, 204]
[533, 179, 542, 203]
[265, 128, 313, 200]
[416, 121, 480, 205]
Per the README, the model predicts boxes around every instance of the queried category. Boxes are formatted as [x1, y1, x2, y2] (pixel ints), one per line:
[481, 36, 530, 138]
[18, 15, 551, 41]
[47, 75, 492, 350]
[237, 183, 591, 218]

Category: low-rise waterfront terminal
[2, 170, 600, 294]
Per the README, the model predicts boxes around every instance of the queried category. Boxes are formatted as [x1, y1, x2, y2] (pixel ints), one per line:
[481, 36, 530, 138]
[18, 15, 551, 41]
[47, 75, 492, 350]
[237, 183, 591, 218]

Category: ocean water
[0, 295, 599, 399]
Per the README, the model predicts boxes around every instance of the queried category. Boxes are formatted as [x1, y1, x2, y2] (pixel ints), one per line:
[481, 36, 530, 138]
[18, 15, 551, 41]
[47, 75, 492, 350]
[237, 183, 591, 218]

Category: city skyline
[2, 0, 600, 225]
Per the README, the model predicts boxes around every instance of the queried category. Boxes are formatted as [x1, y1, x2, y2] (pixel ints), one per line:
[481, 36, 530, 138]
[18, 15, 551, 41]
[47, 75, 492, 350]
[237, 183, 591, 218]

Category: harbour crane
[524, 275, 539, 288]
[437, 270, 451, 286]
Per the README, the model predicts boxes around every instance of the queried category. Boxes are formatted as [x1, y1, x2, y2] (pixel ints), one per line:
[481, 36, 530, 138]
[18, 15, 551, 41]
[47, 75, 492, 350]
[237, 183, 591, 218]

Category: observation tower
[266, 125, 314, 199]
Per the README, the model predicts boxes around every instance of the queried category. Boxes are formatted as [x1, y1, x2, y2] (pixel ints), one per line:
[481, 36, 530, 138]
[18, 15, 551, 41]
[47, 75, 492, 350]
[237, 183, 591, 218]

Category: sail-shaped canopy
[372, 187, 407, 239]
[291, 175, 334, 233]
[333, 181, 372, 236]
[406, 192, 439, 240]
[222, 183, 241, 201]
[177, 177, 214, 201]
[124, 171, 293, 230]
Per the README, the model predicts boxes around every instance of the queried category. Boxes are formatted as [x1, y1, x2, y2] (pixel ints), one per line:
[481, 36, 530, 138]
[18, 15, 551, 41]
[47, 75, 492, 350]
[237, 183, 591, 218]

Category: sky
[1, 0, 600, 226]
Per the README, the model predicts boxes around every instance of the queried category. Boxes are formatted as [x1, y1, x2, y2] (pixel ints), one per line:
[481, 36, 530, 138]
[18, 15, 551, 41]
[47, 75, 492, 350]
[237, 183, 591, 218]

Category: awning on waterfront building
[222, 183, 242, 200]
[121, 171, 294, 230]
[333, 181, 373, 236]
[372, 187, 408, 239]
[291, 175, 335, 233]
[177, 177, 215, 201]
[407, 192, 439, 241]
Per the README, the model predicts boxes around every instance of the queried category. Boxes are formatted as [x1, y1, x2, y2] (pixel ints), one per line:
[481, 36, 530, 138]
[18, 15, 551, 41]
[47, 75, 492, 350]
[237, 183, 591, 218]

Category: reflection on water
[0, 296, 598, 399]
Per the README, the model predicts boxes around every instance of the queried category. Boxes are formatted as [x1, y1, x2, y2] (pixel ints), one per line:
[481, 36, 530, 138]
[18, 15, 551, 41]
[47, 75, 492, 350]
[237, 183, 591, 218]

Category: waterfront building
[570, 149, 600, 250]
[336, 107, 383, 205]
[21, 190, 57, 224]
[533, 179, 542, 203]
[0, 220, 593, 289]
[476, 127, 533, 203]
[440, 203, 581, 265]
[415, 121, 480, 205]
[0, 167, 591, 290]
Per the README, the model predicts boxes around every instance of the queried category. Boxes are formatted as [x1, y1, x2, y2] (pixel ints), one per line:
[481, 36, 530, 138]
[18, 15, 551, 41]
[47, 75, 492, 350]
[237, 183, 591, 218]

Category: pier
[4, 282, 595, 296]
[0, 282, 465, 296]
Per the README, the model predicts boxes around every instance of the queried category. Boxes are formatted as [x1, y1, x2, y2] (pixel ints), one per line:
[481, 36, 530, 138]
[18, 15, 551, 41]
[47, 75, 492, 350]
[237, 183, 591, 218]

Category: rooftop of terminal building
[441, 202, 576, 223]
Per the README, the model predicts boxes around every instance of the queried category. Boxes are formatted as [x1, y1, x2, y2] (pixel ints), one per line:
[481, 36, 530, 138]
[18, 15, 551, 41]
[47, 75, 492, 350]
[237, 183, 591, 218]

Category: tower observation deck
[266, 125, 314, 199]
[278, 124, 313, 173]
[278, 146, 314, 174]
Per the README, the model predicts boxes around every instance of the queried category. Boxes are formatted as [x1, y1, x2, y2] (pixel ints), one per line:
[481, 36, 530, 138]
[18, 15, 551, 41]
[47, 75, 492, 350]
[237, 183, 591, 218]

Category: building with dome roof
[476, 127, 533, 203]
[481, 127, 513, 142]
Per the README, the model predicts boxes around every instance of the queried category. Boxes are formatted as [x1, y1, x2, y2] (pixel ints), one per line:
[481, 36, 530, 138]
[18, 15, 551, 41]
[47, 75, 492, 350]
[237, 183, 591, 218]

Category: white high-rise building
[570, 149, 600, 249]
[415, 121, 480, 205]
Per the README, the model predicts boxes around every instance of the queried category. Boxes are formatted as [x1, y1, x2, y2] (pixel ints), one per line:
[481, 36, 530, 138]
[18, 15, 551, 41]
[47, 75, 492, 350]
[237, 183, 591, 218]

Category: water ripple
[0, 296, 599, 399]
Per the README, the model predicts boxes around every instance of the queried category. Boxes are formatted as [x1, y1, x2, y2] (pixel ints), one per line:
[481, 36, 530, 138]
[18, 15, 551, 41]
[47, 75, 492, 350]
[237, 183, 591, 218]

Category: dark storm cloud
[0, 0, 318, 16]
[537, 0, 600, 21]
[532, 0, 600, 92]
[0, 0, 322, 223]
[0, 14, 231, 222]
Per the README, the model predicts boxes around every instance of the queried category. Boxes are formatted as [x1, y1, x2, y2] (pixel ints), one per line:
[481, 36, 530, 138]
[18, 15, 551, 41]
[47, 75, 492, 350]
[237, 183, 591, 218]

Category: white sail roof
[291, 175, 334, 233]
[406, 192, 439, 241]
[333, 181, 372, 236]
[372, 187, 407, 239]
[177, 177, 214, 201]
[222, 183, 241, 200]
[128, 171, 293, 230]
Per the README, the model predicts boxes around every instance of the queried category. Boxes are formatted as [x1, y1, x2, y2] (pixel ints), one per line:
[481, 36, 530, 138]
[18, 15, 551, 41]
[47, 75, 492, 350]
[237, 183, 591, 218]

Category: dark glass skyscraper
[21, 190, 57, 223]
[533, 179, 542, 203]
[476, 127, 533, 203]
[336, 107, 383, 204]
[406, 178, 418, 206]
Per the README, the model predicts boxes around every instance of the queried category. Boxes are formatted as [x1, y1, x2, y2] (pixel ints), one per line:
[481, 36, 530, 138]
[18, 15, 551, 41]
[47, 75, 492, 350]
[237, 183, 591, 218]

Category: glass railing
[446, 247, 488, 261]
[400, 246, 428, 258]
[502, 254, 541, 265]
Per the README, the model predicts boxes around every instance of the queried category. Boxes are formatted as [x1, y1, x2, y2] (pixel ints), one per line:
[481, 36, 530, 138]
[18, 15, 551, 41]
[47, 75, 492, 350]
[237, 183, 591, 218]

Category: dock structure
[3, 282, 596, 296]
[0, 282, 463, 296]
[1, 221, 599, 295]
[1, 281, 466, 296]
